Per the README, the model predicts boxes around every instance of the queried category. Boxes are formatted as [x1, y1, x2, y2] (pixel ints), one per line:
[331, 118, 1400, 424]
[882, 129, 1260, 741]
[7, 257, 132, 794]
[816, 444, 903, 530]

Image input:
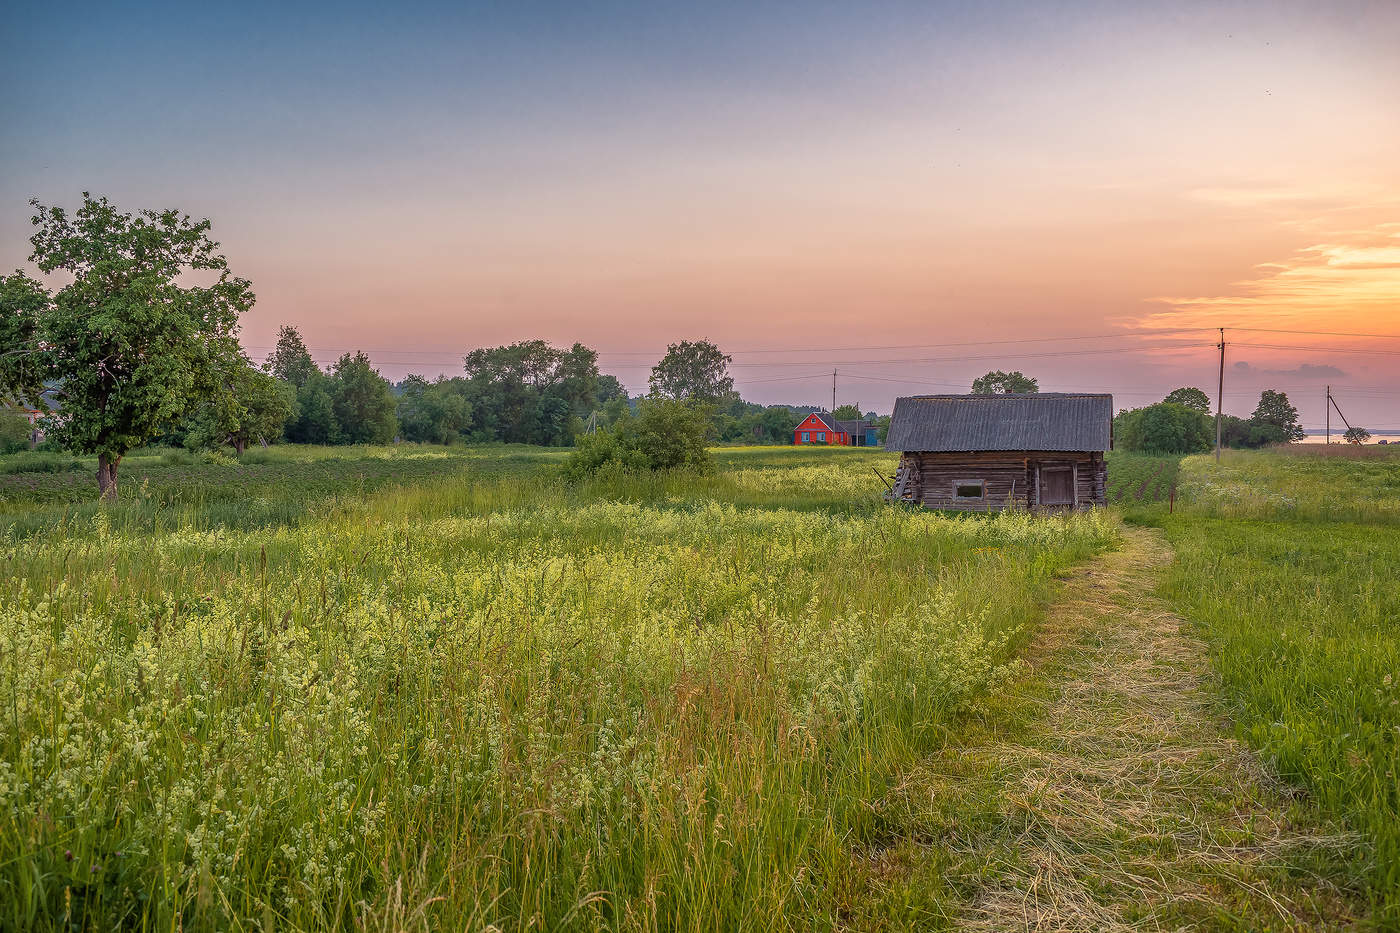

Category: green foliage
[0, 271, 51, 409]
[1113, 402, 1212, 454]
[596, 373, 627, 404]
[831, 404, 863, 420]
[396, 374, 473, 444]
[711, 399, 799, 445]
[1343, 426, 1370, 445]
[264, 324, 319, 387]
[971, 370, 1038, 394]
[286, 370, 342, 445]
[1212, 389, 1310, 449]
[565, 398, 715, 479]
[181, 358, 295, 453]
[27, 194, 252, 497]
[330, 351, 397, 444]
[1163, 386, 1212, 413]
[1219, 413, 1269, 449]
[648, 339, 735, 401]
[0, 412, 31, 454]
[1249, 389, 1305, 444]
[751, 405, 798, 444]
[462, 340, 600, 445]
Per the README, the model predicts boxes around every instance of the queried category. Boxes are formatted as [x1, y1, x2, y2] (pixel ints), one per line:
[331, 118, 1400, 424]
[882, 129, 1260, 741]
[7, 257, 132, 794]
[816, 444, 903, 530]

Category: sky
[3, 0, 1399, 429]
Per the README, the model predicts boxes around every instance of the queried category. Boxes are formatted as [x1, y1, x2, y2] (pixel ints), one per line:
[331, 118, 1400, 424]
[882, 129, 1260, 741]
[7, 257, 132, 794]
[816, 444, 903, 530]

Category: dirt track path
[878, 526, 1366, 931]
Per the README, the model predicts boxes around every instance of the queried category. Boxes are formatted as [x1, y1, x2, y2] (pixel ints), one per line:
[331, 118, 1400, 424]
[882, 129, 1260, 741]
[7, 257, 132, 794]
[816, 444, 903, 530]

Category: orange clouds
[1137, 222, 1400, 335]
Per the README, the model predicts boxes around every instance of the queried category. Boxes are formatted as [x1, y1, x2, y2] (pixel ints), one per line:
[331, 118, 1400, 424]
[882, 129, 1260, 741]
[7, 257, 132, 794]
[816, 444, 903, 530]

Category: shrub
[1114, 402, 1212, 454]
[0, 450, 85, 474]
[565, 399, 714, 480]
[0, 412, 32, 454]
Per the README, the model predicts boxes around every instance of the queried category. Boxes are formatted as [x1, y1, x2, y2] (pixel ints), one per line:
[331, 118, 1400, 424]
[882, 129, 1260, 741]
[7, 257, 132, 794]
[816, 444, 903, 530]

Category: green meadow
[0, 446, 1116, 931]
[3, 442, 1396, 929]
[1126, 445, 1400, 924]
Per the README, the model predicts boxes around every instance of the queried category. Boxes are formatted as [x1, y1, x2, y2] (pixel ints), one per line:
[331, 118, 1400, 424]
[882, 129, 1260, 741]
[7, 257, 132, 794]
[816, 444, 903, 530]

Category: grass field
[5, 441, 1394, 928]
[1104, 451, 1181, 505]
[1135, 445, 1400, 923]
[0, 445, 1117, 931]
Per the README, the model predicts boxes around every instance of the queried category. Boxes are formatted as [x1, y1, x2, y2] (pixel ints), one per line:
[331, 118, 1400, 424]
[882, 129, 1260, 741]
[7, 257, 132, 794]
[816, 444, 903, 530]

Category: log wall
[891, 450, 1107, 512]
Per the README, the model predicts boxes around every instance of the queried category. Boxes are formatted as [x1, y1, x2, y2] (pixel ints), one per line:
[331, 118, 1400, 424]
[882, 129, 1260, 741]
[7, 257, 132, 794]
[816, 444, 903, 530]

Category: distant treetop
[971, 370, 1038, 395]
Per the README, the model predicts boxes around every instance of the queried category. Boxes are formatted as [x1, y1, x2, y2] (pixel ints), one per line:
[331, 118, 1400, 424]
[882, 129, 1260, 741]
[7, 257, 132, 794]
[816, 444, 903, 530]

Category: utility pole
[1326, 386, 1330, 444]
[832, 369, 837, 413]
[1330, 391, 1357, 442]
[1215, 327, 1224, 463]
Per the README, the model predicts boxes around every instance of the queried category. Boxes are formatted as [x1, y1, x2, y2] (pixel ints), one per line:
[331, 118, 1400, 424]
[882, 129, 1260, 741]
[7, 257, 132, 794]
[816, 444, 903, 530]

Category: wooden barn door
[1040, 466, 1073, 506]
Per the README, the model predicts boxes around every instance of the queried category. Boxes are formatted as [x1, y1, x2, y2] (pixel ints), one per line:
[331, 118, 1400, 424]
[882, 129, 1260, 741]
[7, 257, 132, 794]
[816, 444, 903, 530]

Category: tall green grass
[1146, 446, 1400, 922]
[0, 445, 1116, 931]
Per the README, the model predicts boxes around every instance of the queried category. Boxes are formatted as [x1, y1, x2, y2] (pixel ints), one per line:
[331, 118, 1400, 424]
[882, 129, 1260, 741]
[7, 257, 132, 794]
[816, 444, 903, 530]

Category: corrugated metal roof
[883, 393, 1113, 452]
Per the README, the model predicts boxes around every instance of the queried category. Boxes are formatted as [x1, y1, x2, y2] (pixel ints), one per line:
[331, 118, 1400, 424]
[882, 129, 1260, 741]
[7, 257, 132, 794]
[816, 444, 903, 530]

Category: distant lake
[1299, 432, 1400, 445]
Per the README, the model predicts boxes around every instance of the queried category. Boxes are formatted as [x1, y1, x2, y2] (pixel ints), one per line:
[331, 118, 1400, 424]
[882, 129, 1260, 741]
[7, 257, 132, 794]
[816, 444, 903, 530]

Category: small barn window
[954, 480, 985, 499]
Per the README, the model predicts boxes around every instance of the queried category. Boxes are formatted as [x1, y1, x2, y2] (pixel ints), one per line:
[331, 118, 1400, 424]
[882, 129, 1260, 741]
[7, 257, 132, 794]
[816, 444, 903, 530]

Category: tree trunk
[97, 453, 121, 500]
[234, 438, 247, 455]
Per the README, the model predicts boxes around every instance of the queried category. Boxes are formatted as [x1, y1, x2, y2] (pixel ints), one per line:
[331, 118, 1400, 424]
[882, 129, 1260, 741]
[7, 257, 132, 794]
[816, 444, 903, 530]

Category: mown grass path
[863, 527, 1367, 931]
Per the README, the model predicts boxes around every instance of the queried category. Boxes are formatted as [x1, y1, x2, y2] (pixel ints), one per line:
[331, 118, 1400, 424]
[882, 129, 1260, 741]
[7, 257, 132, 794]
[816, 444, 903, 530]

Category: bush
[0, 413, 31, 454]
[1114, 402, 1212, 454]
[0, 450, 85, 475]
[565, 399, 714, 480]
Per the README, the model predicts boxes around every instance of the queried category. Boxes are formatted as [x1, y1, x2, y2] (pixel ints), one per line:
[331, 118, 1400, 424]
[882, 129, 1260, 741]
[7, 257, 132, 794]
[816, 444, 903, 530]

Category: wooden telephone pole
[1329, 390, 1357, 441]
[1326, 386, 1330, 444]
[832, 369, 837, 413]
[1215, 327, 1225, 463]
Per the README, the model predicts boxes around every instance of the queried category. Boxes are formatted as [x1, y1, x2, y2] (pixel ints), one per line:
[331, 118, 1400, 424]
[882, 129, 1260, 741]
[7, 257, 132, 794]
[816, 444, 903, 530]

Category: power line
[1232, 341, 1400, 356]
[1232, 327, 1400, 340]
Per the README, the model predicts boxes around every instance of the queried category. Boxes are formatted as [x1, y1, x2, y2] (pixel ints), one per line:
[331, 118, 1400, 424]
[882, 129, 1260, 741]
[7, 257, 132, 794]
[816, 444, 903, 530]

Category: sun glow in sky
[3, 0, 1398, 427]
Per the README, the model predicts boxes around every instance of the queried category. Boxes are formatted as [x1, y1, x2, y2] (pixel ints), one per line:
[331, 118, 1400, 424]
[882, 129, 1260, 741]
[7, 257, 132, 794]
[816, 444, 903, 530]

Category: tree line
[0, 195, 827, 496]
[4, 194, 1358, 496]
[1113, 387, 1319, 454]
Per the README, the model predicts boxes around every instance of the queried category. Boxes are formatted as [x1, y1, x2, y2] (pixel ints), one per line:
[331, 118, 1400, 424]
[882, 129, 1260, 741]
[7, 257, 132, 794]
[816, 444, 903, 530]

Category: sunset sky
[3, 0, 1398, 428]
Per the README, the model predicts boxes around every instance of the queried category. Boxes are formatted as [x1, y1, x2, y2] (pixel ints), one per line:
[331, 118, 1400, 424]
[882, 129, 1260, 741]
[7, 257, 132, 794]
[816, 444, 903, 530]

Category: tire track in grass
[853, 527, 1367, 931]
[1136, 462, 1167, 502]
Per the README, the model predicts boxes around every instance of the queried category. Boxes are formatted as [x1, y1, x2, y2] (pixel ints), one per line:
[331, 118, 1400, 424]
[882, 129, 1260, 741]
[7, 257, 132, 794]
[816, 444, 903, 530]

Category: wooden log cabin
[884, 393, 1112, 511]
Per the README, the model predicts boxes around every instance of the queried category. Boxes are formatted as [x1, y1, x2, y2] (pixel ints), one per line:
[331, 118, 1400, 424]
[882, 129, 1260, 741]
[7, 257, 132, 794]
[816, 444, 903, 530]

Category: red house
[794, 412, 875, 446]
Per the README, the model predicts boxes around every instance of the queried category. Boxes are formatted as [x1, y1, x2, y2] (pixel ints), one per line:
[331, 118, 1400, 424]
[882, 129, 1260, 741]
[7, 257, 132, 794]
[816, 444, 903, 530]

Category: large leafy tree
[1163, 386, 1211, 413]
[1113, 402, 1212, 454]
[1249, 389, 1305, 444]
[831, 404, 863, 420]
[0, 271, 52, 409]
[397, 374, 473, 444]
[648, 340, 734, 402]
[462, 340, 601, 445]
[184, 357, 295, 453]
[971, 370, 1038, 394]
[330, 351, 397, 444]
[28, 194, 252, 498]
